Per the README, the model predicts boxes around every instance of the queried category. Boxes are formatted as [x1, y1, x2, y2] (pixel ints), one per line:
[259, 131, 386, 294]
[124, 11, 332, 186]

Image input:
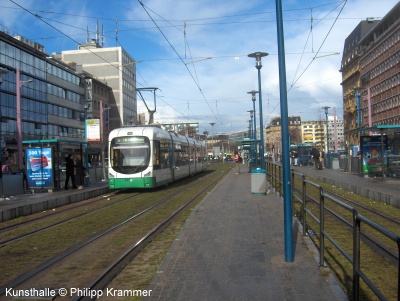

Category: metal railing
[266, 161, 400, 301]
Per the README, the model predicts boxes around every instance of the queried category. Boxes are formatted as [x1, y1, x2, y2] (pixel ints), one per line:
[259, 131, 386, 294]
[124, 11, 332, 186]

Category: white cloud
[1, 0, 399, 134]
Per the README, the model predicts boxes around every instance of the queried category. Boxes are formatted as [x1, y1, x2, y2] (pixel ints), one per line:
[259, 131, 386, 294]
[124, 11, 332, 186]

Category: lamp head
[247, 90, 258, 101]
[248, 52, 269, 69]
[353, 86, 361, 96]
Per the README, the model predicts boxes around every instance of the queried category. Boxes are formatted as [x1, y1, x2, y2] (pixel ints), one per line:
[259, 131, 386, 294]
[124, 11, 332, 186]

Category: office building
[62, 40, 137, 131]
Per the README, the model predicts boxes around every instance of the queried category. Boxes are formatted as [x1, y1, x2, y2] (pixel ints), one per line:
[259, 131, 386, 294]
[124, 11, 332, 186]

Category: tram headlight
[143, 171, 151, 177]
[109, 173, 114, 178]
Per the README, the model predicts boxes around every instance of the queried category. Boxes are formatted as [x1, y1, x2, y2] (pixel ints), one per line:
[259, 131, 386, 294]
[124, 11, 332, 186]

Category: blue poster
[26, 147, 54, 189]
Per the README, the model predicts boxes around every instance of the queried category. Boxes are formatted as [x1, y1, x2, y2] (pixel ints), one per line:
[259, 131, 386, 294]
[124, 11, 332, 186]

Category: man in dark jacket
[64, 154, 77, 189]
[311, 148, 323, 170]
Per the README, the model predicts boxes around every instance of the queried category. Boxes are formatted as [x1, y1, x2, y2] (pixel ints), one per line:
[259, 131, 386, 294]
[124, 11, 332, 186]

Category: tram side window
[189, 145, 195, 163]
[160, 142, 171, 169]
[153, 141, 161, 170]
[174, 143, 189, 166]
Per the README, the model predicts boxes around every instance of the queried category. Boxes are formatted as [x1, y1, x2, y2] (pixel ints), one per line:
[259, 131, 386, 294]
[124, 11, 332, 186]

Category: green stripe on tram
[109, 177, 156, 189]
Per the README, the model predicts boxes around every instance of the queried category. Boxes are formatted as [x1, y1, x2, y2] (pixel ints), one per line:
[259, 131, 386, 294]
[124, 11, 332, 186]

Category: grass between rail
[292, 176, 400, 301]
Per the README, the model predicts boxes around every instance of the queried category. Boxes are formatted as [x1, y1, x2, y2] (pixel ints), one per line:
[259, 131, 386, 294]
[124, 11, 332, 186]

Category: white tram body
[108, 126, 207, 189]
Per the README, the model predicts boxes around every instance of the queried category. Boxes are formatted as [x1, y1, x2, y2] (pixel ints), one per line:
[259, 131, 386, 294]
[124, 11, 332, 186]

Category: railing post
[290, 169, 294, 215]
[279, 164, 282, 196]
[353, 210, 360, 301]
[319, 186, 325, 267]
[302, 175, 307, 237]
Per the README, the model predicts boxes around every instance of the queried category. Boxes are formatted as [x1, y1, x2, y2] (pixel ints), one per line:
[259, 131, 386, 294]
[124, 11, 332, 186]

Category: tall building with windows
[266, 116, 301, 154]
[0, 28, 86, 170]
[62, 40, 137, 130]
[301, 121, 324, 145]
[358, 3, 400, 128]
[327, 116, 345, 152]
[340, 18, 379, 146]
[341, 2, 400, 154]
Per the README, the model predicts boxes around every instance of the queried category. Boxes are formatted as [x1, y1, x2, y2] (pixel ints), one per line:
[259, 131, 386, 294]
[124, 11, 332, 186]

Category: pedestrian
[233, 150, 242, 174]
[64, 154, 77, 189]
[75, 154, 86, 188]
[311, 147, 323, 170]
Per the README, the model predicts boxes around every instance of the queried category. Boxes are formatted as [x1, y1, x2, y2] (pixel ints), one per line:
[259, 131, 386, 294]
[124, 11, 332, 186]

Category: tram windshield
[110, 136, 150, 174]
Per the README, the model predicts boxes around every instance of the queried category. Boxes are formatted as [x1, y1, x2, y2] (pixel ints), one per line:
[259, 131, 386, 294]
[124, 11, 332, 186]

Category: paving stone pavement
[145, 168, 346, 301]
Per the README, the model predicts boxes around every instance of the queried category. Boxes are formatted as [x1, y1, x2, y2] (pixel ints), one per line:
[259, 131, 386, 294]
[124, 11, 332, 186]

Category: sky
[1, 0, 399, 135]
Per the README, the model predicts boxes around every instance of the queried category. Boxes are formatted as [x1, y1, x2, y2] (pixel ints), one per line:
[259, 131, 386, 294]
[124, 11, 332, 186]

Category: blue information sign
[26, 147, 54, 189]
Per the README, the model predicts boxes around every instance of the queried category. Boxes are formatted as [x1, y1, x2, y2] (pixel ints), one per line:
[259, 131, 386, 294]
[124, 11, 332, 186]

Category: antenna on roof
[86, 26, 90, 44]
[115, 19, 119, 47]
[102, 24, 104, 47]
[96, 19, 99, 45]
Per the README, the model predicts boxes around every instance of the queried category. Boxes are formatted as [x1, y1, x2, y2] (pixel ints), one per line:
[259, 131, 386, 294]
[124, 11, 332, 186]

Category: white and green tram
[108, 126, 207, 189]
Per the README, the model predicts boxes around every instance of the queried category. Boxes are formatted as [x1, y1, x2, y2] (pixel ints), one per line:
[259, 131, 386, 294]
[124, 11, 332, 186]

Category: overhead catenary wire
[10, 0, 200, 129]
[7, 0, 351, 132]
[288, 0, 347, 92]
[9, 0, 126, 73]
[137, 0, 229, 132]
[0, 1, 346, 23]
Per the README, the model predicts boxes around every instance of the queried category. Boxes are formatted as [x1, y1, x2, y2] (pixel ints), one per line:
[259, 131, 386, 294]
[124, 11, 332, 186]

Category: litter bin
[332, 158, 339, 170]
[251, 168, 266, 195]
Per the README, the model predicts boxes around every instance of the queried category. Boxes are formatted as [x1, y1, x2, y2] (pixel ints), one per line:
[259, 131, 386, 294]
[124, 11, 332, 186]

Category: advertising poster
[361, 136, 387, 175]
[86, 119, 100, 141]
[26, 147, 53, 189]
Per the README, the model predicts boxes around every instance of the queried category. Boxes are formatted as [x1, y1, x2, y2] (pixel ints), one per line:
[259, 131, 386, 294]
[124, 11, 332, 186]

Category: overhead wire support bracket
[137, 87, 159, 125]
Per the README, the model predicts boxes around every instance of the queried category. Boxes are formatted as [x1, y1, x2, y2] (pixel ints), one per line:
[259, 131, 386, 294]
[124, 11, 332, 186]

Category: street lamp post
[16, 69, 33, 170]
[248, 52, 268, 169]
[203, 130, 208, 162]
[247, 90, 258, 168]
[100, 100, 110, 181]
[209, 123, 215, 161]
[247, 110, 254, 164]
[354, 87, 362, 136]
[323, 106, 331, 168]
[84, 102, 90, 186]
[0, 67, 9, 179]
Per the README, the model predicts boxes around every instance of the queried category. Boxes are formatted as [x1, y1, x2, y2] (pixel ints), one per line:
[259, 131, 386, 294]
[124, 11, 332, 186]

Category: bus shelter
[22, 139, 88, 191]
[237, 138, 260, 171]
[354, 125, 400, 180]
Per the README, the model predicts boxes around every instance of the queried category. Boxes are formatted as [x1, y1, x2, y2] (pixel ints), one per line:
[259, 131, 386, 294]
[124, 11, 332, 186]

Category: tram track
[0, 192, 142, 246]
[292, 174, 399, 274]
[72, 165, 227, 301]
[316, 190, 399, 264]
[0, 165, 230, 298]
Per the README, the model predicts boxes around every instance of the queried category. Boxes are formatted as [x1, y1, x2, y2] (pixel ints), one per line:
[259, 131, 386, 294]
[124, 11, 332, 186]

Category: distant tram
[291, 142, 316, 166]
[108, 126, 207, 189]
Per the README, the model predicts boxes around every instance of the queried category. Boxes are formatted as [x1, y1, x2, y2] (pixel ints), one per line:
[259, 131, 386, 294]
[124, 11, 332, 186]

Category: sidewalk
[0, 181, 109, 222]
[145, 168, 346, 300]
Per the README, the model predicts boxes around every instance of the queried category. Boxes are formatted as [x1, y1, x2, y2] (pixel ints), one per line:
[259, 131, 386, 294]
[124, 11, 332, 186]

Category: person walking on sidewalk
[233, 150, 242, 174]
[311, 147, 323, 170]
[64, 154, 77, 189]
